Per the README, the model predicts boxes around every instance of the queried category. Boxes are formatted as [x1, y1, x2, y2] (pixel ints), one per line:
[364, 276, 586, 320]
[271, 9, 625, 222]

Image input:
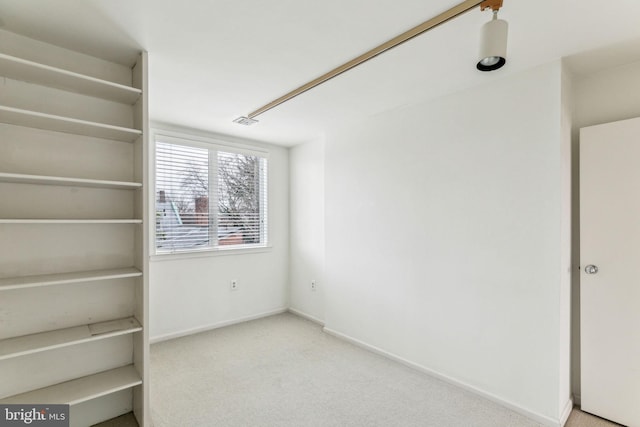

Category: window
[155, 135, 268, 253]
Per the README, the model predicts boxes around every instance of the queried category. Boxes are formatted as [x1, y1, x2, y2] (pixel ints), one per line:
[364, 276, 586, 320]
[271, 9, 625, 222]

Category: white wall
[573, 60, 640, 129]
[322, 62, 571, 425]
[149, 127, 289, 342]
[289, 137, 326, 323]
[569, 59, 640, 402]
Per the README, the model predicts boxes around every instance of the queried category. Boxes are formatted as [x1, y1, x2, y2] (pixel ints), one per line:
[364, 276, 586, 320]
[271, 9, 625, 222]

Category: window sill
[150, 245, 273, 262]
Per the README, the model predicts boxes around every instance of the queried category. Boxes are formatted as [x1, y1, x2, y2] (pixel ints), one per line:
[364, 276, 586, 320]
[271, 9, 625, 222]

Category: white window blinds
[155, 138, 268, 253]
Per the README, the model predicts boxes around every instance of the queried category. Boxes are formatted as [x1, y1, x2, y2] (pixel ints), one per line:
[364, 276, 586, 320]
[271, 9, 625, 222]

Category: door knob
[585, 265, 599, 275]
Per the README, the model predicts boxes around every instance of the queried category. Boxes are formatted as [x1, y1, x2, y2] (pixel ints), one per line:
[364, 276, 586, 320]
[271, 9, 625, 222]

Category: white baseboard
[560, 398, 574, 426]
[323, 326, 563, 427]
[573, 393, 581, 406]
[288, 307, 325, 326]
[150, 307, 288, 344]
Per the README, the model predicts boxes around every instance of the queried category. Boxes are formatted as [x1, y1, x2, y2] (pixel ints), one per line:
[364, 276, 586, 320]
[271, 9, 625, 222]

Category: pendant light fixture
[234, 0, 508, 125]
[477, 0, 508, 71]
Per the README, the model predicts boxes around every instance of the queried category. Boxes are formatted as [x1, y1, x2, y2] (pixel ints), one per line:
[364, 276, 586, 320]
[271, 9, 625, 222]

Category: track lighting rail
[237, 0, 503, 123]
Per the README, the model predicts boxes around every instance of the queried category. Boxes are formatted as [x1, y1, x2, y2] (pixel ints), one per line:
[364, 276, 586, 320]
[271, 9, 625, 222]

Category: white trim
[288, 308, 325, 326]
[560, 398, 574, 426]
[150, 308, 287, 344]
[323, 326, 563, 427]
[150, 245, 273, 262]
[149, 131, 157, 254]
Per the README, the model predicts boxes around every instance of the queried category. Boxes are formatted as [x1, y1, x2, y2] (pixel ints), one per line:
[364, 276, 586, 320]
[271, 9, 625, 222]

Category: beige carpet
[150, 312, 602, 427]
[93, 313, 621, 427]
[91, 407, 620, 427]
[565, 409, 622, 427]
[90, 407, 620, 426]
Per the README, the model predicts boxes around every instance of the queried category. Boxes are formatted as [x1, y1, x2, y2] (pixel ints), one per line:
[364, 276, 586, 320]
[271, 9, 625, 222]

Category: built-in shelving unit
[0, 28, 148, 426]
[0, 219, 143, 224]
[0, 172, 142, 189]
[0, 105, 142, 142]
[0, 365, 142, 405]
[0, 267, 142, 291]
[0, 317, 142, 361]
[0, 53, 142, 104]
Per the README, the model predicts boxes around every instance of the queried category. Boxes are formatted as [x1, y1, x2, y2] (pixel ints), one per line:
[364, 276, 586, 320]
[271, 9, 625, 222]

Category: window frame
[150, 129, 270, 258]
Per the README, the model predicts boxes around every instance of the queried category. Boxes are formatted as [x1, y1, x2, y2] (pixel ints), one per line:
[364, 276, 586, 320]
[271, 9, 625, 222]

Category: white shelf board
[0, 105, 142, 143]
[0, 219, 143, 224]
[0, 53, 141, 104]
[0, 267, 142, 291]
[0, 172, 141, 189]
[0, 317, 142, 361]
[0, 365, 142, 405]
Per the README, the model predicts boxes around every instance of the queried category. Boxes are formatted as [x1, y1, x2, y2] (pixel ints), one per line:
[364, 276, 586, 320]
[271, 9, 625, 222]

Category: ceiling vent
[233, 116, 259, 126]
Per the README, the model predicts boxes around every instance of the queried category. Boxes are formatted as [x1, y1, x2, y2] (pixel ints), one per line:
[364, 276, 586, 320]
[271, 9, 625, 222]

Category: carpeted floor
[565, 409, 622, 427]
[145, 313, 614, 427]
[90, 408, 620, 427]
[93, 313, 621, 427]
[91, 408, 621, 427]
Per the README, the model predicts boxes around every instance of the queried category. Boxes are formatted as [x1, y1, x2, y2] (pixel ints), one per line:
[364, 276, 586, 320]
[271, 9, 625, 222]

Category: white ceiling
[1, 0, 640, 146]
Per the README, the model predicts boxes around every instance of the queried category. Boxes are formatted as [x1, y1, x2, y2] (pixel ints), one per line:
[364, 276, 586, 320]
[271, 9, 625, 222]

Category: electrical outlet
[311, 280, 316, 292]
[230, 279, 238, 291]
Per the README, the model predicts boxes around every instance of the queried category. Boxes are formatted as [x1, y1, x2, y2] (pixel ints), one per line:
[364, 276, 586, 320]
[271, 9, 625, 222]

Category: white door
[580, 116, 640, 427]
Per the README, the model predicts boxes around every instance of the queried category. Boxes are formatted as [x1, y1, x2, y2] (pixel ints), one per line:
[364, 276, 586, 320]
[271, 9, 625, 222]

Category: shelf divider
[0, 267, 142, 291]
[0, 105, 142, 143]
[0, 219, 143, 224]
[0, 317, 142, 361]
[0, 172, 141, 189]
[0, 53, 142, 104]
[0, 365, 142, 405]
